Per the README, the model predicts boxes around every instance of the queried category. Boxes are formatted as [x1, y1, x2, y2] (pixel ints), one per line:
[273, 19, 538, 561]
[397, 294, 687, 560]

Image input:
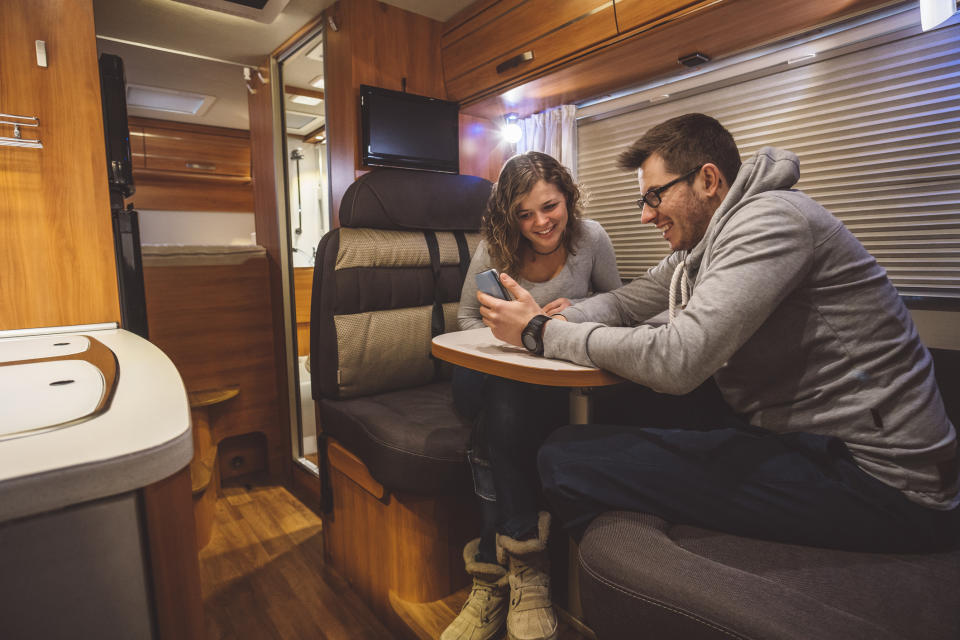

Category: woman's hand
[542, 297, 571, 315]
[477, 273, 542, 346]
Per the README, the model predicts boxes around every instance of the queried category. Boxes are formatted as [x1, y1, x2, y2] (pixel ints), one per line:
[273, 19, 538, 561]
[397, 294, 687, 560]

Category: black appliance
[360, 84, 459, 173]
[99, 53, 149, 339]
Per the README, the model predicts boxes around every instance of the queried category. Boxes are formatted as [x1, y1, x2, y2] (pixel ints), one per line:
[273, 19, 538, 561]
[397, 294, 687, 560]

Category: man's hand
[477, 273, 542, 346]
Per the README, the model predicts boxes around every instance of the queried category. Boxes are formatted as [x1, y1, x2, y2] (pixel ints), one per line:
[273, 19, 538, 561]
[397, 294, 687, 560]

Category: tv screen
[360, 85, 459, 174]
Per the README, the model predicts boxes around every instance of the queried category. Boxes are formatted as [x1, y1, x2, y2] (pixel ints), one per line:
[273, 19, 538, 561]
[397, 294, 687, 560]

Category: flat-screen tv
[360, 84, 459, 174]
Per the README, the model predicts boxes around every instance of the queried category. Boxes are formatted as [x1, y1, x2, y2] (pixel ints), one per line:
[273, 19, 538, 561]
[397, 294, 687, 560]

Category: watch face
[522, 331, 538, 351]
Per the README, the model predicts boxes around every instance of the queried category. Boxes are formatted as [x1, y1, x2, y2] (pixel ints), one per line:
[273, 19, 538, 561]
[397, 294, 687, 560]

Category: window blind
[577, 23, 960, 298]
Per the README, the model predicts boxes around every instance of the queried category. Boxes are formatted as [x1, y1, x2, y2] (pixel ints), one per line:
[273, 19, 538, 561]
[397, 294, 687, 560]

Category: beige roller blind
[578, 23, 960, 298]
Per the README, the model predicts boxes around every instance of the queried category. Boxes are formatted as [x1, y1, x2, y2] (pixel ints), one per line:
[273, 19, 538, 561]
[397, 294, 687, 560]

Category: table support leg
[564, 388, 595, 633]
[569, 388, 592, 425]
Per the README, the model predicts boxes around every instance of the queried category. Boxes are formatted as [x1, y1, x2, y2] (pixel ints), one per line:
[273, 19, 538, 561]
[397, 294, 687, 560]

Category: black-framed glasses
[635, 164, 703, 209]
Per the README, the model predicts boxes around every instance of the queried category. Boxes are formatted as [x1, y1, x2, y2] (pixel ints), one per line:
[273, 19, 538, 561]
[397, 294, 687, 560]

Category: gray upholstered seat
[579, 511, 960, 640]
[310, 169, 492, 495]
[578, 347, 960, 640]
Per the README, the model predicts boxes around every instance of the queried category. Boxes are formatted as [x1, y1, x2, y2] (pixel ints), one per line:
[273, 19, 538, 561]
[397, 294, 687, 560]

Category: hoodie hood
[687, 146, 801, 272]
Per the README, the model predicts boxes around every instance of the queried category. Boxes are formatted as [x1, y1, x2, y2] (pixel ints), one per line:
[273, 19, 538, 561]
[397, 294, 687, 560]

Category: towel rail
[0, 113, 42, 149]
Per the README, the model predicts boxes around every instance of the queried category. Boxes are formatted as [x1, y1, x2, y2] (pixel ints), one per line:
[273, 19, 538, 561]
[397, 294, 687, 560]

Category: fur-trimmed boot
[496, 512, 558, 640]
[440, 537, 509, 640]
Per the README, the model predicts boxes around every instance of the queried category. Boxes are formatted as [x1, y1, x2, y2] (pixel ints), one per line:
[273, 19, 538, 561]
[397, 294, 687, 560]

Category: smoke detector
[171, 0, 291, 24]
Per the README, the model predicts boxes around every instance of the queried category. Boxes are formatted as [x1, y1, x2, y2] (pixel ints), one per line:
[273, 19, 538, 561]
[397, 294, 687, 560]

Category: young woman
[445, 151, 620, 640]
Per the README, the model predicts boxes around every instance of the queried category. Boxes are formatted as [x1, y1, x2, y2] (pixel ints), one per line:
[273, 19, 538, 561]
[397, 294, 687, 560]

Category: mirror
[278, 31, 328, 474]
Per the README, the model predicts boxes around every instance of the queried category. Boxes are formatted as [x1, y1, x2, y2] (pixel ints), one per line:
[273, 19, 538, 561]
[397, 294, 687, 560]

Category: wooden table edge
[432, 341, 622, 388]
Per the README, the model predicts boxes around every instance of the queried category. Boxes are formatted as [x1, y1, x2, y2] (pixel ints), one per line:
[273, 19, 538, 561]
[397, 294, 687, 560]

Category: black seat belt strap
[454, 231, 471, 286]
[424, 231, 444, 378]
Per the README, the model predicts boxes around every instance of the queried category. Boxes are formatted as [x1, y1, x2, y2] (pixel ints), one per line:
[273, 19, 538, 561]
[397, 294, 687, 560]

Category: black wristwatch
[521, 314, 551, 356]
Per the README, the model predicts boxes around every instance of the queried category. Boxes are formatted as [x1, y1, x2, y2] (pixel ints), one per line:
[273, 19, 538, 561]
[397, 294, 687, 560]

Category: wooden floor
[198, 477, 395, 639]
[199, 476, 590, 640]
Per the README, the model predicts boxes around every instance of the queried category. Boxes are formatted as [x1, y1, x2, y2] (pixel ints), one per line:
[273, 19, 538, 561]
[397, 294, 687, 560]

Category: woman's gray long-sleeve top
[458, 219, 621, 330]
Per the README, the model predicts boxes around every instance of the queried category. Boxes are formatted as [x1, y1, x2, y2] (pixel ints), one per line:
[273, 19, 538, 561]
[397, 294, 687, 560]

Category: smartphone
[475, 268, 511, 300]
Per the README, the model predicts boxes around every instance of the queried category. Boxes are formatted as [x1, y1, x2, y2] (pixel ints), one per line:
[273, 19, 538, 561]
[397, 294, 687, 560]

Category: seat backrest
[310, 169, 491, 400]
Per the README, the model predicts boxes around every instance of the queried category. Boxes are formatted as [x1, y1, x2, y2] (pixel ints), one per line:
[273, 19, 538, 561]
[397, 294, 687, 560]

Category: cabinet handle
[496, 50, 534, 74]
[185, 162, 217, 171]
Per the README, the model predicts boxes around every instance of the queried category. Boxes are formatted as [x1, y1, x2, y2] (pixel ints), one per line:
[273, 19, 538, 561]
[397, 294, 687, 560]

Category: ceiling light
[291, 95, 322, 106]
[286, 111, 319, 131]
[309, 75, 324, 89]
[501, 113, 522, 144]
[787, 53, 817, 64]
[126, 84, 214, 115]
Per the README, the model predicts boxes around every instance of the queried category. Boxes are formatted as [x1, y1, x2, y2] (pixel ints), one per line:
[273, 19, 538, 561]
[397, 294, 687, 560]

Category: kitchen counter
[0, 327, 192, 523]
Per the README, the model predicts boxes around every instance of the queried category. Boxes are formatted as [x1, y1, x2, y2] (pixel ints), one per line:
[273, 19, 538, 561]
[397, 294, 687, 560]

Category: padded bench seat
[320, 380, 472, 495]
[578, 347, 960, 640]
[579, 511, 960, 640]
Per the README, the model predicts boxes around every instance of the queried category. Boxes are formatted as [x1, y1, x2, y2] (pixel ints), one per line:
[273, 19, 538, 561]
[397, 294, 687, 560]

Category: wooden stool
[187, 387, 239, 550]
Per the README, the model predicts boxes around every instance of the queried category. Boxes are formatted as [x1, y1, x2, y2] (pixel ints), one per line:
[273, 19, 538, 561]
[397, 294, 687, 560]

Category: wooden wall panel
[324, 440, 479, 637]
[324, 0, 446, 225]
[294, 266, 313, 356]
[0, 0, 120, 330]
[247, 59, 293, 483]
[130, 176, 254, 213]
[143, 256, 285, 477]
[141, 465, 205, 640]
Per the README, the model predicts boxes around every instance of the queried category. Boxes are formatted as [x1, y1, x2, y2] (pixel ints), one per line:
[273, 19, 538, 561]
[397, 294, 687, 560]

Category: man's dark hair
[617, 113, 742, 186]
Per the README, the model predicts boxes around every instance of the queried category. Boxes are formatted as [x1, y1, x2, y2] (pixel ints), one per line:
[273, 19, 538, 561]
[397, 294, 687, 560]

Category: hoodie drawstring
[669, 260, 688, 323]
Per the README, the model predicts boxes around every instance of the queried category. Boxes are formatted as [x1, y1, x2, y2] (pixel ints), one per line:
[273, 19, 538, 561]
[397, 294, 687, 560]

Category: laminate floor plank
[199, 477, 396, 640]
[198, 477, 590, 640]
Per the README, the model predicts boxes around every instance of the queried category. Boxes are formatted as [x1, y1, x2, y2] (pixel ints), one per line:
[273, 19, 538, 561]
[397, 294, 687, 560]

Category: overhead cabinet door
[613, 0, 722, 34]
[141, 126, 251, 178]
[442, 0, 618, 102]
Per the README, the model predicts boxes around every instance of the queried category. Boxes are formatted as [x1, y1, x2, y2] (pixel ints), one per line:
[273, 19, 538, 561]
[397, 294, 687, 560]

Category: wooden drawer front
[129, 125, 146, 169]
[444, 0, 617, 102]
[142, 126, 250, 177]
[614, 0, 719, 34]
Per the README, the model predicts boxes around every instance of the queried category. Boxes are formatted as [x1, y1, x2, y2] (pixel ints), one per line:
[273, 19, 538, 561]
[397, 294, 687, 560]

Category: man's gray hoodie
[548, 146, 958, 509]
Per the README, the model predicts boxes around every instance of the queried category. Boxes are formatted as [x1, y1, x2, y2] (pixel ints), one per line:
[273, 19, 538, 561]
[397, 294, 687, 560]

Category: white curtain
[515, 104, 578, 179]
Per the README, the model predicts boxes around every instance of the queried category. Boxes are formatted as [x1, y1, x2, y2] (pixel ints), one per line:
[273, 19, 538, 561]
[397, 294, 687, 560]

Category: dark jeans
[452, 366, 568, 562]
[538, 386, 960, 553]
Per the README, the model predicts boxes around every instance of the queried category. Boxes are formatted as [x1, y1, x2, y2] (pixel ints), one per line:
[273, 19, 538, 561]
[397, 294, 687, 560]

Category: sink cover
[0, 361, 105, 437]
[0, 336, 117, 440]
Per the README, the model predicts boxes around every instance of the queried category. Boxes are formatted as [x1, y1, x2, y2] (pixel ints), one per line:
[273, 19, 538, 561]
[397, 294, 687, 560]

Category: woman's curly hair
[483, 151, 583, 276]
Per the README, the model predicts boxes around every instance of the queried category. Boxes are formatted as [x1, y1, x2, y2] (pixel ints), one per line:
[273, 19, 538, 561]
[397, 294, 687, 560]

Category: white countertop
[0, 328, 192, 522]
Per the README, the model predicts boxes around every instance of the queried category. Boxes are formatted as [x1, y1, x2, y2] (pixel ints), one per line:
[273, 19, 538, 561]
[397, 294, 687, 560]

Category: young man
[478, 113, 958, 552]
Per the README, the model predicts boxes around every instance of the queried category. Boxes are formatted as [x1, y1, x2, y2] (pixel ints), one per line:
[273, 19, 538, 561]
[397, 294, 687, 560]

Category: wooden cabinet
[133, 122, 250, 178]
[613, 0, 719, 34]
[442, 0, 618, 103]
[0, 0, 120, 331]
[127, 117, 253, 212]
[455, 0, 895, 121]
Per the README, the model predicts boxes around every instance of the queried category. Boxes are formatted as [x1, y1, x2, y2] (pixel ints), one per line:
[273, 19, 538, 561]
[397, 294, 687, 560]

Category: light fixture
[126, 84, 214, 115]
[291, 95, 322, 106]
[309, 75, 324, 89]
[678, 52, 711, 68]
[502, 113, 522, 144]
[920, 0, 959, 30]
[787, 53, 817, 65]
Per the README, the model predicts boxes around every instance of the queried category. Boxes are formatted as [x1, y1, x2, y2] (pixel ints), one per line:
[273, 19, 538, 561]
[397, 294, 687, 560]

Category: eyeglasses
[635, 164, 703, 209]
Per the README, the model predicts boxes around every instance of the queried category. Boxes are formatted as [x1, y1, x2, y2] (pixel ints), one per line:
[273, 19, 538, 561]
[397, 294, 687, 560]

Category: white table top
[0, 328, 192, 522]
[432, 327, 621, 387]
